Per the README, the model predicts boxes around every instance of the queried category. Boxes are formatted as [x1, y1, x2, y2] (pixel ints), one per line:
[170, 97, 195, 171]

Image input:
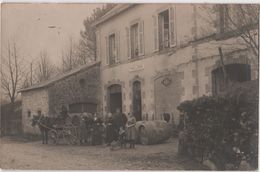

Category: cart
[48, 121, 80, 145]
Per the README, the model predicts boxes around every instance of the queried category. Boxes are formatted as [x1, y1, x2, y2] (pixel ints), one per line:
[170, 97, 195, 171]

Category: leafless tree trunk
[1, 42, 21, 104]
[61, 37, 79, 72]
[36, 51, 55, 82]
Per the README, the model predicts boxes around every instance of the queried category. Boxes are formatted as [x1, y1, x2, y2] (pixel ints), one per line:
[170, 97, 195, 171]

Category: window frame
[158, 9, 170, 51]
[130, 22, 140, 59]
[108, 33, 116, 65]
[154, 5, 177, 52]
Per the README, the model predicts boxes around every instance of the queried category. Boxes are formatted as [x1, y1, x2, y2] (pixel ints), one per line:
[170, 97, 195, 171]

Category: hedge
[177, 80, 258, 170]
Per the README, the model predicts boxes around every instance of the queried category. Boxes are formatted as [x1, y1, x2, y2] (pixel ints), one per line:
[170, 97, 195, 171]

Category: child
[119, 127, 126, 148]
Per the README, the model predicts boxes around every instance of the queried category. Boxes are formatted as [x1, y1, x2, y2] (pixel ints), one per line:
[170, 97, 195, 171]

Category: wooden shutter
[126, 27, 131, 59]
[105, 35, 109, 65]
[96, 30, 100, 61]
[153, 15, 159, 52]
[169, 6, 176, 47]
[115, 31, 120, 63]
[138, 20, 145, 56]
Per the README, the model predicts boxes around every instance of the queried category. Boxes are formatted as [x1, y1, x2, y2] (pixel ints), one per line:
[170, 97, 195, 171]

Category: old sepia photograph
[0, 2, 259, 170]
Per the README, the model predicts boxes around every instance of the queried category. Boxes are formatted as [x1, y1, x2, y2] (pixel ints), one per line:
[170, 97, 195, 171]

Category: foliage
[79, 4, 115, 62]
[1, 101, 22, 135]
[177, 80, 258, 170]
[61, 4, 115, 72]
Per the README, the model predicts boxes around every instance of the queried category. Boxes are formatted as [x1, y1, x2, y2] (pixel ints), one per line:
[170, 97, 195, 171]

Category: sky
[1, 3, 103, 66]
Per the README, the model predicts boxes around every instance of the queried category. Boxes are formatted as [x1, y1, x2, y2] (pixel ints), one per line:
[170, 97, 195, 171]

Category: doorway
[108, 84, 122, 114]
[212, 63, 251, 95]
[132, 81, 142, 121]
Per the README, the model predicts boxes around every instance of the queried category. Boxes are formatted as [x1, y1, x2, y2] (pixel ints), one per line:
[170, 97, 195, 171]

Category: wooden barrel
[135, 120, 172, 145]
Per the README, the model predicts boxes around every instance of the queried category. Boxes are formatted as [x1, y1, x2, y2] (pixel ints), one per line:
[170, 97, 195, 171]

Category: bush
[177, 80, 258, 170]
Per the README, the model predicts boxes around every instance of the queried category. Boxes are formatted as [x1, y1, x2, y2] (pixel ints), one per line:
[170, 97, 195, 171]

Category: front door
[108, 84, 122, 114]
[132, 81, 142, 121]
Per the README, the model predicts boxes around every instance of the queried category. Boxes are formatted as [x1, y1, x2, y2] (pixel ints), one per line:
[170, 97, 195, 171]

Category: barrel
[135, 120, 172, 145]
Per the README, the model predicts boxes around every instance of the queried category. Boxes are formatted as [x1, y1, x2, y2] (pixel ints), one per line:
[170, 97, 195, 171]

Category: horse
[31, 115, 55, 144]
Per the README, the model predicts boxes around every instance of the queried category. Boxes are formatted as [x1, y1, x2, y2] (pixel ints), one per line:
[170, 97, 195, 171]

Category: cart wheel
[49, 130, 57, 144]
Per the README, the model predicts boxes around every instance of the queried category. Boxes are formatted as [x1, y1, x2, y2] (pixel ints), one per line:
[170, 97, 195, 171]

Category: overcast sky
[1, 3, 103, 66]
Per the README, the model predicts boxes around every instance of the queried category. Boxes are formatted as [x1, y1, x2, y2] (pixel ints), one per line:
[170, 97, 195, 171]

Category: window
[79, 78, 85, 88]
[158, 10, 170, 50]
[126, 20, 144, 59]
[130, 23, 139, 58]
[27, 110, 31, 118]
[109, 33, 116, 65]
[37, 110, 41, 115]
[69, 103, 97, 113]
[154, 6, 176, 52]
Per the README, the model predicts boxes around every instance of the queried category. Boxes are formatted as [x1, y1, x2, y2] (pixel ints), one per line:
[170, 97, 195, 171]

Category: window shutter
[153, 15, 159, 52]
[126, 27, 131, 59]
[96, 30, 100, 61]
[115, 31, 120, 63]
[105, 35, 109, 65]
[169, 6, 176, 47]
[138, 20, 145, 56]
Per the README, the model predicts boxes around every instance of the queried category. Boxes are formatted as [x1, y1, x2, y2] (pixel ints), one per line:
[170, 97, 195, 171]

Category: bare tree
[61, 37, 79, 72]
[222, 4, 259, 58]
[1, 42, 22, 104]
[36, 51, 55, 82]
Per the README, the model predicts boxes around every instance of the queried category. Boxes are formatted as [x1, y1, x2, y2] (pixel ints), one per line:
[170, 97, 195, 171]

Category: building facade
[20, 62, 101, 134]
[93, 4, 258, 125]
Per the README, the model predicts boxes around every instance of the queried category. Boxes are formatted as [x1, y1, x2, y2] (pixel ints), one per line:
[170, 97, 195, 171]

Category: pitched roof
[91, 4, 136, 27]
[19, 61, 100, 93]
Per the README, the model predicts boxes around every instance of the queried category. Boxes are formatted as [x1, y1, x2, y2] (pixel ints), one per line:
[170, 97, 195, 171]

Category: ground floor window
[212, 63, 251, 95]
[69, 103, 97, 113]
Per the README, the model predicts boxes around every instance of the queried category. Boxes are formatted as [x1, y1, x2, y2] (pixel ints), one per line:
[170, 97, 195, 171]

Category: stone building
[20, 62, 101, 134]
[92, 4, 258, 125]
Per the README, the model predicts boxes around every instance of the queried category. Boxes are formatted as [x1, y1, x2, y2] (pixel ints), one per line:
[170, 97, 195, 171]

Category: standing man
[105, 112, 114, 146]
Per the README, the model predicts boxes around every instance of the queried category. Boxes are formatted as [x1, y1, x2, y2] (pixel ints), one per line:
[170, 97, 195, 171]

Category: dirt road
[0, 137, 208, 170]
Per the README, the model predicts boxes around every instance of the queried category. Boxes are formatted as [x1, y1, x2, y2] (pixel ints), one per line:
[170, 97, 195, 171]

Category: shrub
[177, 80, 258, 170]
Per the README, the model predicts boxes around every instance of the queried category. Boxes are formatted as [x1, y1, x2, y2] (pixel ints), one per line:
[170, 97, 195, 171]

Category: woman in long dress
[126, 113, 136, 148]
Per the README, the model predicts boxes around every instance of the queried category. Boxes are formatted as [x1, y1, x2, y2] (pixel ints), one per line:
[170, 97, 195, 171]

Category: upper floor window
[158, 10, 170, 50]
[130, 23, 139, 58]
[106, 32, 120, 65]
[126, 20, 144, 59]
[109, 33, 116, 65]
[153, 6, 176, 52]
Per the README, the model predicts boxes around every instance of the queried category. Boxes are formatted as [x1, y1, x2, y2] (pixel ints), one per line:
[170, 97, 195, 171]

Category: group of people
[75, 108, 137, 148]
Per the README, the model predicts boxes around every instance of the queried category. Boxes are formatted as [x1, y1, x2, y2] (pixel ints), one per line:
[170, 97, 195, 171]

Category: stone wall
[48, 63, 101, 116]
[101, 35, 258, 125]
[96, 4, 258, 126]
[21, 88, 49, 134]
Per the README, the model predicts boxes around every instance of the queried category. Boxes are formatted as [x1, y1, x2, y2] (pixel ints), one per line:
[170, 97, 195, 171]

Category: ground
[0, 136, 208, 170]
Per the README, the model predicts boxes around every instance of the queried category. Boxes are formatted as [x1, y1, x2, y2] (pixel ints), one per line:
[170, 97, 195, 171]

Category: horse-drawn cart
[49, 123, 79, 145]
